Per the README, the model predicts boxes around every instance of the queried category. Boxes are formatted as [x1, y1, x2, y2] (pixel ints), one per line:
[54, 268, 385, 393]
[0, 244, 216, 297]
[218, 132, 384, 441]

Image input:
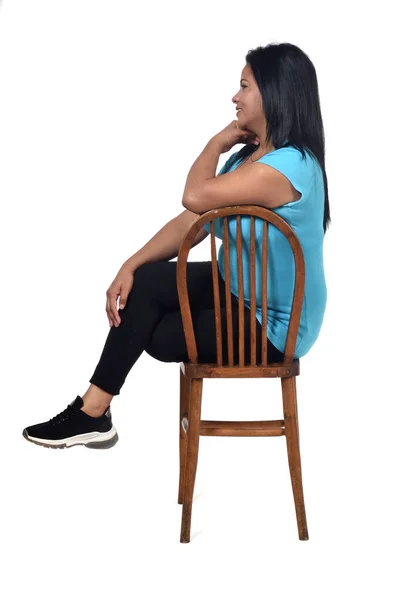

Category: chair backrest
[176, 205, 305, 367]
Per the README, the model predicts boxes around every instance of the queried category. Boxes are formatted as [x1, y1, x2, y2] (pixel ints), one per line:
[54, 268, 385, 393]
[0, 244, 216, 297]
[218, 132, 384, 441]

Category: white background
[1, 0, 399, 598]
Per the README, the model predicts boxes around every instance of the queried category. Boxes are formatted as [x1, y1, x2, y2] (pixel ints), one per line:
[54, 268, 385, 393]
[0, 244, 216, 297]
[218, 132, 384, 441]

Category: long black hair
[235, 42, 331, 234]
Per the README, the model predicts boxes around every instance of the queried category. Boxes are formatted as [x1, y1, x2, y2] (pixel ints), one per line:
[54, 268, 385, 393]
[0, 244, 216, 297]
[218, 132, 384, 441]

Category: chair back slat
[176, 205, 305, 367]
[210, 221, 223, 365]
[235, 215, 245, 367]
[249, 216, 257, 366]
[223, 218, 234, 366]
[261, 220, 268, 366]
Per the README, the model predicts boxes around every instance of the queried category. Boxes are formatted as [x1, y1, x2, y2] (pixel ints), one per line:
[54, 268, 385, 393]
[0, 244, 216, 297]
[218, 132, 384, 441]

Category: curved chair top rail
[176, 205, 305, 367]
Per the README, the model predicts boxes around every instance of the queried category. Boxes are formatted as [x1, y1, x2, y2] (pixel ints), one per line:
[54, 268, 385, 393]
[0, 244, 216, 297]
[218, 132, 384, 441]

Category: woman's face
[232, 63, 265, 133]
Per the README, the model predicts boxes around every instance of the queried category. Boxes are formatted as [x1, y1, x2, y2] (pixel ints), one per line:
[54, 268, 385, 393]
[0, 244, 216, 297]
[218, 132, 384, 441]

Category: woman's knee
[134, 261, 174, 282]
[132, 262, 159, 286]
[130, 261, 176, 300]
[119, 262, 169, 315]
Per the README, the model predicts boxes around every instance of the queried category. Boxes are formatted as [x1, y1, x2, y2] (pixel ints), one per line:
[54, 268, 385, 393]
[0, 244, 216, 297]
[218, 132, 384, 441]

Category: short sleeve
[255, 146, 314, 205]
[203, 151, 241, 235]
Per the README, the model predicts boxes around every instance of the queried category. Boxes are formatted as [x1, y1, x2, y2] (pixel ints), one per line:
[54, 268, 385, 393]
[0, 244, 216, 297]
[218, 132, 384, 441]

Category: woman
[22, 42, 330, 450]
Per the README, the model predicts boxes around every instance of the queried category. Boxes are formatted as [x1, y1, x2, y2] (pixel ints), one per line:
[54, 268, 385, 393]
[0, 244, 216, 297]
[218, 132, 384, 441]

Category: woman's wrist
[123, 256, 140, 273]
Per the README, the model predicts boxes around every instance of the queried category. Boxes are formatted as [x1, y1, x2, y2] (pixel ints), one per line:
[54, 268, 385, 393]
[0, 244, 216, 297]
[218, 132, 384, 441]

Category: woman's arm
[123, 209, 209, 272]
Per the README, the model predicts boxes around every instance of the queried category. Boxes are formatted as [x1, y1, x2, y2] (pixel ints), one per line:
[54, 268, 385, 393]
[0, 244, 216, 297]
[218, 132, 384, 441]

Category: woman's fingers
[106, 296, 114, 327]
[109, 292, 120, 327]
[106, 268, 134, 327]
[106, 293, 120, 327]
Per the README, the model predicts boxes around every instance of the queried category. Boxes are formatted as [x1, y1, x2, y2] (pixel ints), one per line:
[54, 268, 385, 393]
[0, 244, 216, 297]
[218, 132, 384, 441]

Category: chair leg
[180, 377, 203, 543]
[281, 376, 309, 541]
[178, 367, 191, 505]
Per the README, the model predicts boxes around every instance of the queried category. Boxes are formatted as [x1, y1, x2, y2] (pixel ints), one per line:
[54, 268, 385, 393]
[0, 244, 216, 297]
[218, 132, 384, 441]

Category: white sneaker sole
[22, 425, 119, 449]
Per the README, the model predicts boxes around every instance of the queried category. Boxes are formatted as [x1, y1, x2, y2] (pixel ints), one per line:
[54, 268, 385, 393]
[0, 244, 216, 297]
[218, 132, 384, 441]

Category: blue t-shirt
[203, 145, 327, 358]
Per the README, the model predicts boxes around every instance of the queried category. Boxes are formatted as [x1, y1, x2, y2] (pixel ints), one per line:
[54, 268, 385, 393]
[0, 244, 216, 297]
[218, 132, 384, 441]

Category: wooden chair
[176, 205, 308, 543]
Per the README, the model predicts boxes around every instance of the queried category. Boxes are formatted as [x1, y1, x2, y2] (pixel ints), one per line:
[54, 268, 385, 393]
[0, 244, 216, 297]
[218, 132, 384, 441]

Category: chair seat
[180, 358, 300, 379]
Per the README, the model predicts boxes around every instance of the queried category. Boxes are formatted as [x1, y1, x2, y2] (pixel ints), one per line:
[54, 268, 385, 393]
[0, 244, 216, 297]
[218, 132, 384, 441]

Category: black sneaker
[22, 395, 118, 449]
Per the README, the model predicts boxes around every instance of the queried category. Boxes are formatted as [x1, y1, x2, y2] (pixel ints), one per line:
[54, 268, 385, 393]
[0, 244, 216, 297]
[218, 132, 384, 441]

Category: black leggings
[89, 260, 285, 395]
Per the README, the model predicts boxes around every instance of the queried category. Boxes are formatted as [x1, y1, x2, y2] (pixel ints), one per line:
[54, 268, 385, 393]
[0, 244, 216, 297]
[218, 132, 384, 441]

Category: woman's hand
[213, 120, 260, 153]
[106, 264, 135, 327]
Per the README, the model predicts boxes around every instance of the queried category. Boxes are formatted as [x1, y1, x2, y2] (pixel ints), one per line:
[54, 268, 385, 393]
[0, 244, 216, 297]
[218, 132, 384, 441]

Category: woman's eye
[240, 85, 247, 89]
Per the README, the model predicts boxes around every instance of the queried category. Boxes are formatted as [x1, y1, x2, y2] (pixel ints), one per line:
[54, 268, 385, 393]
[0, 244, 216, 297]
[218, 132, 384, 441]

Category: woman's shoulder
[262, 144, 321, 177]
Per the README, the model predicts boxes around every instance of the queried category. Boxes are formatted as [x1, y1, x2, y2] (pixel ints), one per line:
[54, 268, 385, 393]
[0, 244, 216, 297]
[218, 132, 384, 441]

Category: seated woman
[22, 41, 330, 450]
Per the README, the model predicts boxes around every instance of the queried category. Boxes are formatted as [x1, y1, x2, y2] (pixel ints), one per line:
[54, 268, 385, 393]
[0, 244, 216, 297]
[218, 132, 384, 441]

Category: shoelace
[50, 404, 80, 426]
